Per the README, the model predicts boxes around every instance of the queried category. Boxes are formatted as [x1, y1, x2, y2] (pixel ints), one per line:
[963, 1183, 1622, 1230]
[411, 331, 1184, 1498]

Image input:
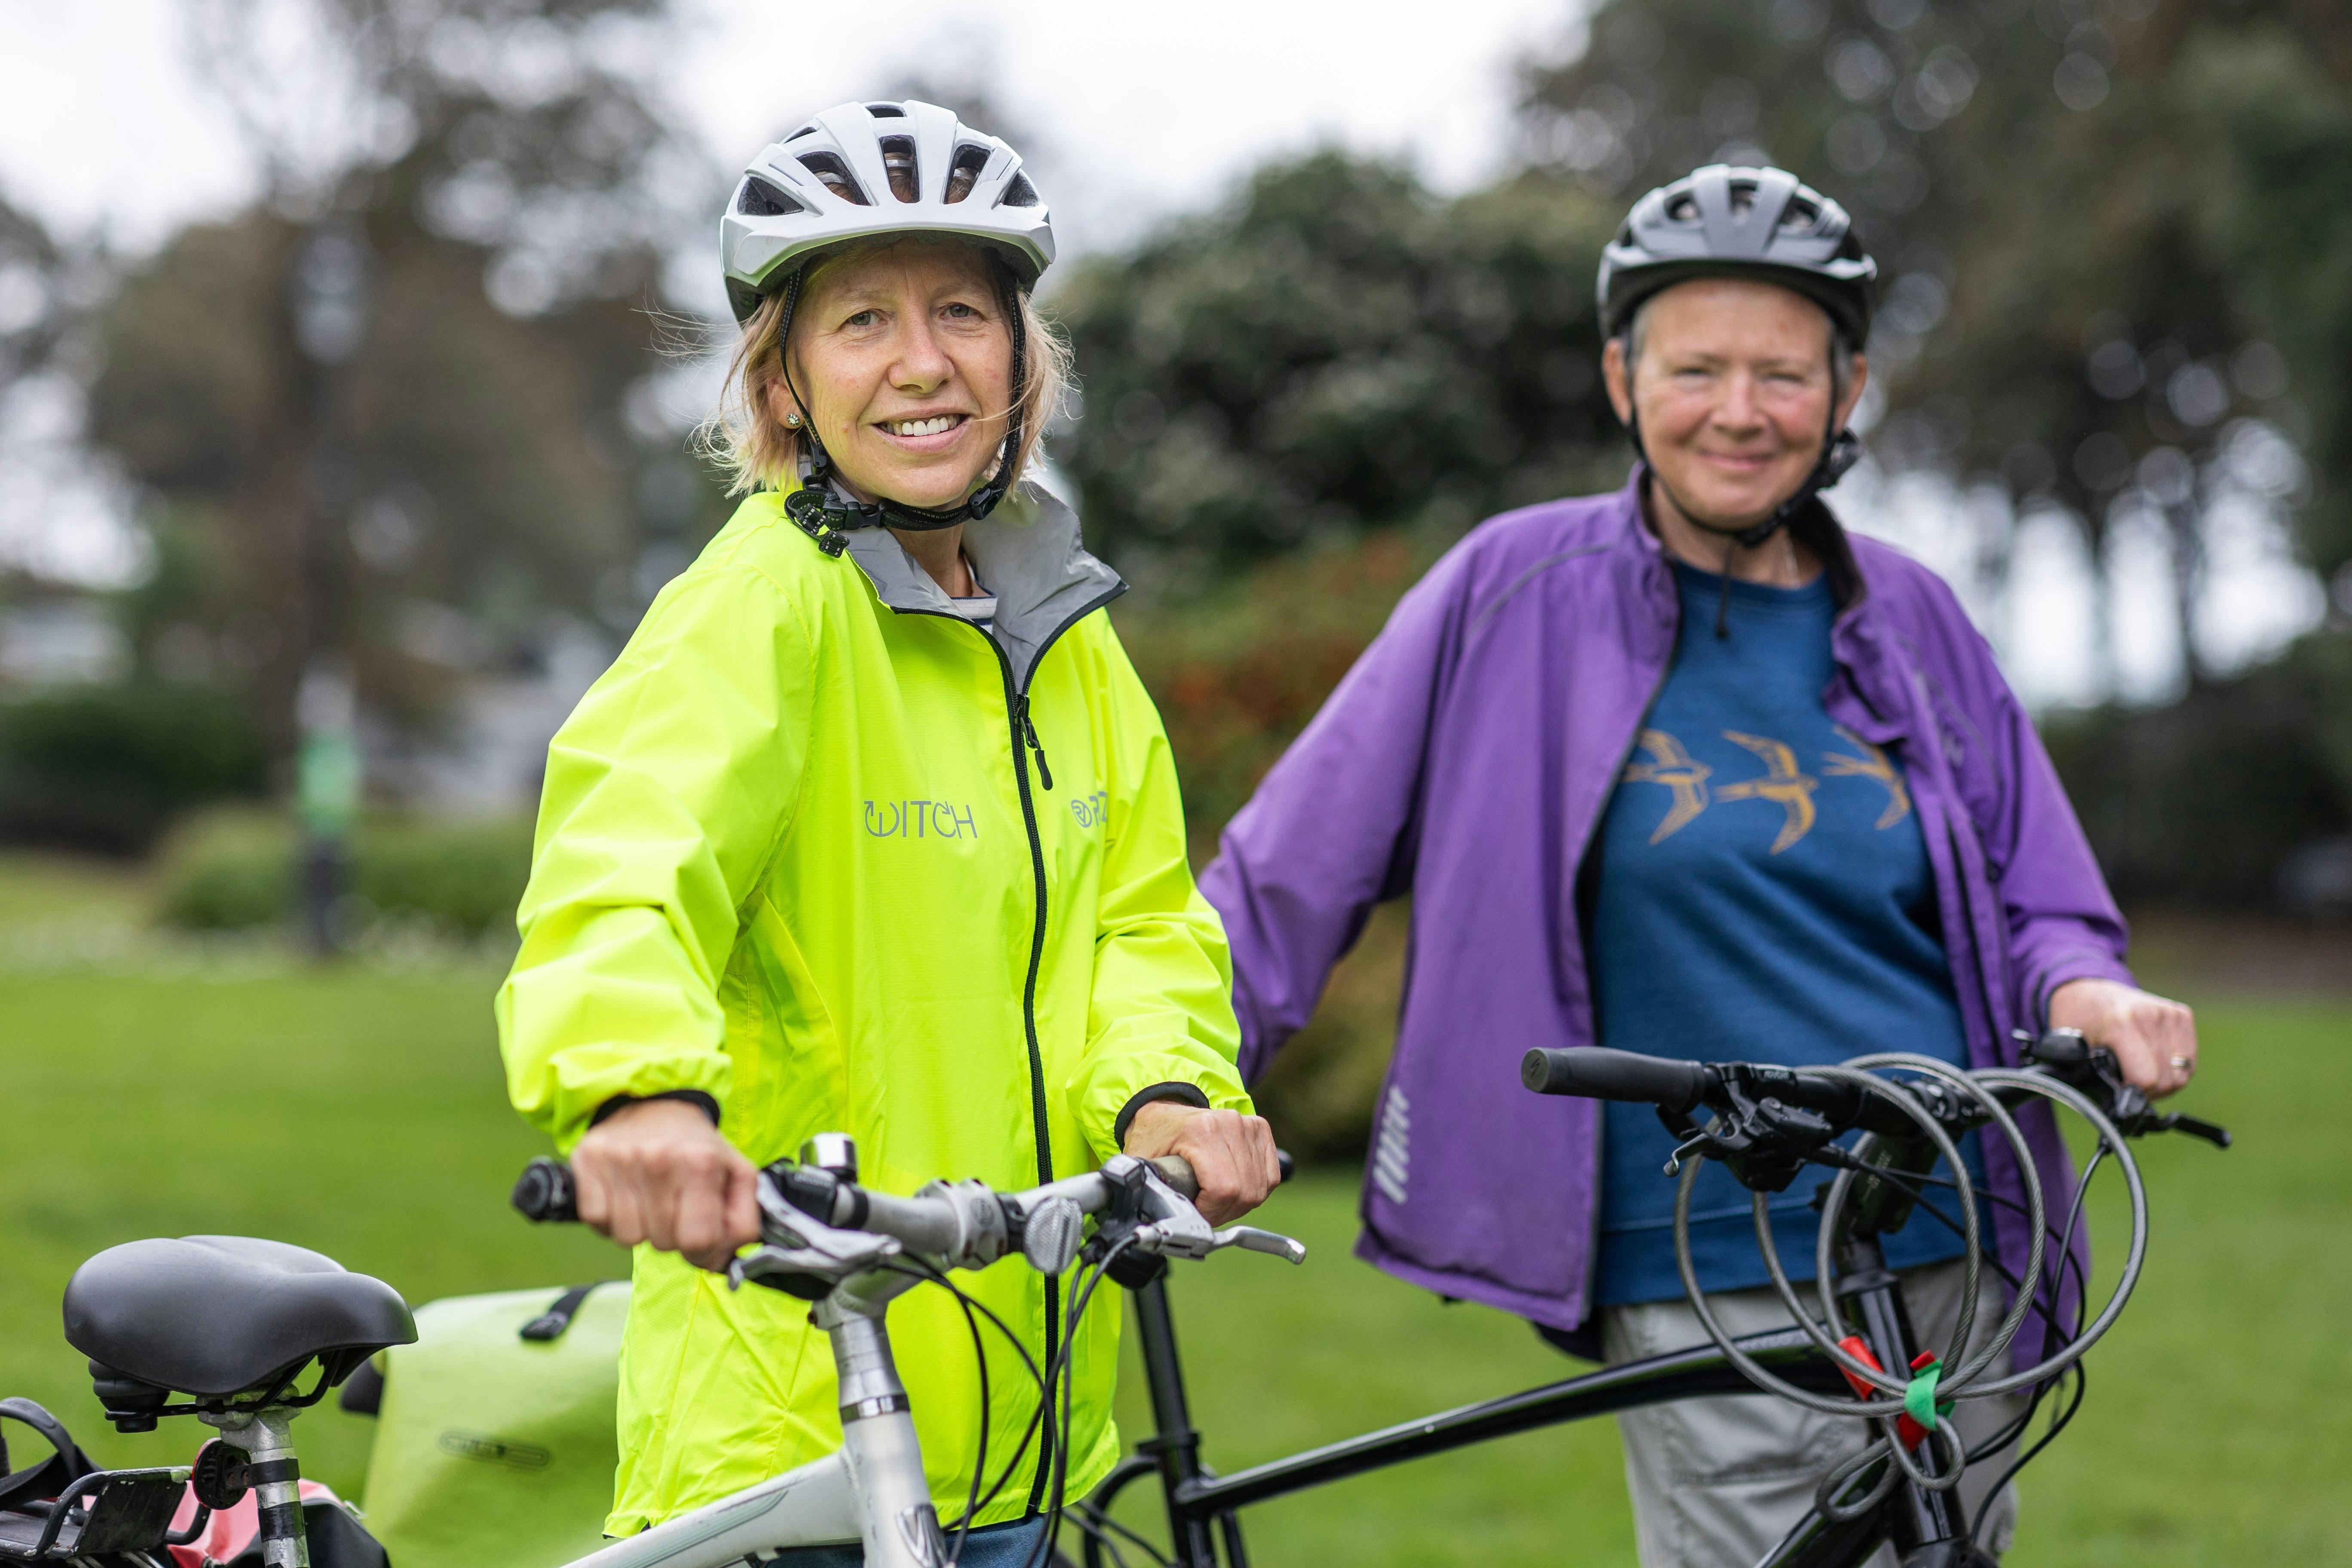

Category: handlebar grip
[513, 1158, 579, 1223]
[1522, 1047, 1709, 1113]
[1148, 1156, 1199, 1200]
[1145, 1148, 1294, 1204]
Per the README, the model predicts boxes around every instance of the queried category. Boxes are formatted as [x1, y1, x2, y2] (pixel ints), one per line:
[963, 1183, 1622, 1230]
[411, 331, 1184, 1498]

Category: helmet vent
[1779, 198, 1819, 230]
[797, 152, 871, 206]
[879, 136, 919, 202]
[998, 172, 1040, 209]
[736, 176, 804, 218]
[1666, 194, 1700, 221]
[944, 144, 990, 204]
[866, 102, 906, 117]
[785, 123, 818, 142]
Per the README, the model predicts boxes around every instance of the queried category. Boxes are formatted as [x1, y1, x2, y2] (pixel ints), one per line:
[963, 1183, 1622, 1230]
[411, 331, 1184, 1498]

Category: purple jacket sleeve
[1197, 551, 1471, 1083]
[1987, 678, 2136, 1025]
[1932, 602, 2136, 1027]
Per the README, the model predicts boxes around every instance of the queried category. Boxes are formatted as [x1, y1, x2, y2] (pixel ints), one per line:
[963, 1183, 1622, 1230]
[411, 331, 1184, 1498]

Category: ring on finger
[2169, 1054, 2193, 1070]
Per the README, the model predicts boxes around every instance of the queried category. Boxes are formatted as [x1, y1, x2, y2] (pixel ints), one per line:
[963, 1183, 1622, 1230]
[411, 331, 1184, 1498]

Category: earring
[784, 411, 803, 428]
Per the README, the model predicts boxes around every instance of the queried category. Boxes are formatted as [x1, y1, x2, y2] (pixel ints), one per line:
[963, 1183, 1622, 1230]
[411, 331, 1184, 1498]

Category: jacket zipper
[904, 589, 1121, 1516]
[1015, 693, 1054, 791]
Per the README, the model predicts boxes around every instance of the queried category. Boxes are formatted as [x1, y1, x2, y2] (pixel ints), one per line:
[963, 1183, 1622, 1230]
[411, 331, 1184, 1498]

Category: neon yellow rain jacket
[496, 479, 1250, 1536]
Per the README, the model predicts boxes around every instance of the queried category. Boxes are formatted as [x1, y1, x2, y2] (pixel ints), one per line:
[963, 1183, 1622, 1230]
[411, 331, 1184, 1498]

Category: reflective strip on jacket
[497, 480, 1249, 1536]
[1201, 469, 2132, 1357]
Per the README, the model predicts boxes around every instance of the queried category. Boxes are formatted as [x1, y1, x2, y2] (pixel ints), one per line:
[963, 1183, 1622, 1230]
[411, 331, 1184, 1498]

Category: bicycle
[9, 1145, 1303, 1568]
[1066, 1029, 2228, 1568]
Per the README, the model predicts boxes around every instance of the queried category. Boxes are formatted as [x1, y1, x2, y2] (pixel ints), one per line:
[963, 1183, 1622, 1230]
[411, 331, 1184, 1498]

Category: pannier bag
[346, 1281, 628, 1568]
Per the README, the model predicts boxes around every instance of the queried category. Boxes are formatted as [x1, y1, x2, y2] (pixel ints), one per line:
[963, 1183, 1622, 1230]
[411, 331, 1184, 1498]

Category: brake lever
[2020, 1028, 2230, 1148]
[2153, 1112, 2232, 1149]
[1210, 1225, 1307, 1264]
[730, 1186, 904, 1293]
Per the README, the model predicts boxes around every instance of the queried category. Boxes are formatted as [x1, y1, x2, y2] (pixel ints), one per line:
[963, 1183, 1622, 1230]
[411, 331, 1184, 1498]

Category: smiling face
[773, 239, 1014, 511]
[1602, 277, 1868, 534]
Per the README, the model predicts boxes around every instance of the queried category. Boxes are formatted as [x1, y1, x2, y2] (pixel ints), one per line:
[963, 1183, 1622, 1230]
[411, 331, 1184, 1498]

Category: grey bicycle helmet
[1597, 164, 1876, 344]
[721, 100, 1057, 539]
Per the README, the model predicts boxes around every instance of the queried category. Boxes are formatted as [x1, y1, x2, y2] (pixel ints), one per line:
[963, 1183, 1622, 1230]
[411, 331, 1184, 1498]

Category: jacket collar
[1612, 463, 1865, 610]
[808, 477, 1127, 694]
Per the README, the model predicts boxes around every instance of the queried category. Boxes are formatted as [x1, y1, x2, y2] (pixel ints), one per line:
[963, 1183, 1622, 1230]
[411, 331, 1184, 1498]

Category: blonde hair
[703, 239, 1071, 500]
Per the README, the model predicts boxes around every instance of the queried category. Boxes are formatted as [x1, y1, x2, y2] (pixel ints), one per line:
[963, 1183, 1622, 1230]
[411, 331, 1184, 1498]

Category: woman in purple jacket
[1199, 165, 2201, 1566]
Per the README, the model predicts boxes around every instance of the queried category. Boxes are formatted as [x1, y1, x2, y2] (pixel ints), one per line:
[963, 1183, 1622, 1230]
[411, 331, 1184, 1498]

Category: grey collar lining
[839, 481, 1126, 694]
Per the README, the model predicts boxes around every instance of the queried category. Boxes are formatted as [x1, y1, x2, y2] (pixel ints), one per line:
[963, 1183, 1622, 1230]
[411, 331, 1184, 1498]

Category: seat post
[204, 1407, 306, 1568]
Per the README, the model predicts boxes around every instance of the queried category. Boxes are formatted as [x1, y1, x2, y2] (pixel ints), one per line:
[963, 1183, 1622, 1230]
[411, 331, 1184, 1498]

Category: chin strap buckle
[783, 488, 851, 557]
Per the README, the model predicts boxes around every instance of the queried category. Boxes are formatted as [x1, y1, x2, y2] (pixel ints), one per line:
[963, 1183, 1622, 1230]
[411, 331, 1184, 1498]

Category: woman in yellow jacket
[496, 100, 1277, 1562]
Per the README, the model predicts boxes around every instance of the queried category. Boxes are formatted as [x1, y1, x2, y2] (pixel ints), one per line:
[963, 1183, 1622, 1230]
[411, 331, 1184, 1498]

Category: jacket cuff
[1112, 1082, 1213, 1148]
[589, 1090, 723, 1130]
[2029, 951, 2138, 1029]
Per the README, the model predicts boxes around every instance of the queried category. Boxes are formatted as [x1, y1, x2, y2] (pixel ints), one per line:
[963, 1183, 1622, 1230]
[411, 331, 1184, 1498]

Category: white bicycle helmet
[721, 99, 1055, 325]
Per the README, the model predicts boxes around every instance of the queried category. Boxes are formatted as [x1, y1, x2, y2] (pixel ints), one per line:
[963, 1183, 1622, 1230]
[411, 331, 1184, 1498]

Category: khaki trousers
[1600, 1260, 2026, 1568]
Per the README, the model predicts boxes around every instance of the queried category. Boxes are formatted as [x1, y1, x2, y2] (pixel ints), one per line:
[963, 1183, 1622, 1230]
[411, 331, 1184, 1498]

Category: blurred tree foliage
[1114, 534, 1433, 1158]
[1050, 155, 1632, 581]
[1521, 0, 2351, 683]
[0, 192, 73, 389]
[2044, 628, 2352, 907]
[83, 0, 725, 763]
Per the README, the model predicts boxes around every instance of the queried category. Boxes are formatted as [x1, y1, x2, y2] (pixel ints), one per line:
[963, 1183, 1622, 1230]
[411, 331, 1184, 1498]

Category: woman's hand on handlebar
[2049, 977, 2199, 1099]
[1123, 1102, 1280, 1225]
[570, 1099, 763, 1271]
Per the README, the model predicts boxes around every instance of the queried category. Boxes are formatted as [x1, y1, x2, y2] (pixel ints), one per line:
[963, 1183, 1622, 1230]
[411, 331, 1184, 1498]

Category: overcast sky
[0, 0, 2324, 704]
[0, 0, 1576, 260]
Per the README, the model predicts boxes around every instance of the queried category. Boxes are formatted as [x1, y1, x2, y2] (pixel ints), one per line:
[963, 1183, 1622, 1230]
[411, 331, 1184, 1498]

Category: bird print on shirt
[1621, 729, 1712, 842]
[1620, 728, 1912, 854]
[1822, 725, 1911, 829]
[1713, 732, 1818, 853]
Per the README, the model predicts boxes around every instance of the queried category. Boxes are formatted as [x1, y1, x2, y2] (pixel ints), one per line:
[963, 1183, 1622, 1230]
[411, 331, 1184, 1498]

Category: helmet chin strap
[774, 255, 1030, 553]
[1628, 405, 1862, 639]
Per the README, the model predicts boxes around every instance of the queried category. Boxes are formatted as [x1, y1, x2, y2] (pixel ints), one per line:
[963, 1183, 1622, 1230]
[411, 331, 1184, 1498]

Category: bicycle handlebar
[509, 1155, 1197, 1228]
[1521, 1031, 2230, 1150]
[511, 1145, 1305, 1286]
[1520, 1045, 1711, 1111]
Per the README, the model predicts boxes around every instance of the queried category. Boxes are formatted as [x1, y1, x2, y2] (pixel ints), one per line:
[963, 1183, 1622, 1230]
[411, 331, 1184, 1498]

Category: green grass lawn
[0, 856, 2341, 1563]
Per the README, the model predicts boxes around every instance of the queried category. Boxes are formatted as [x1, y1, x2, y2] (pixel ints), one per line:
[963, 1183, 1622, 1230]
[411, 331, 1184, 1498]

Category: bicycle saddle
[62, 1237, 415, 1405]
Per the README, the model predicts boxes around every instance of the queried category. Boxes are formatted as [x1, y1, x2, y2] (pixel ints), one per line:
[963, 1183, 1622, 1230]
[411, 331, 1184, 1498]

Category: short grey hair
[1618, 290, 1857, 406]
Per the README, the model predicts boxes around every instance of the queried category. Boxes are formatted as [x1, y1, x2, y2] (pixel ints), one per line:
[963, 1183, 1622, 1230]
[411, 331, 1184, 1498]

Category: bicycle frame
[561, 1265, 947, 1568]
[1085, 1228, 1987, 1568]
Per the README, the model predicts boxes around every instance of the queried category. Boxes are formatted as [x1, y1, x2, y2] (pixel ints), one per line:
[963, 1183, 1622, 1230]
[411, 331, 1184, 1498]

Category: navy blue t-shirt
[1589, 560, 1982, 1307]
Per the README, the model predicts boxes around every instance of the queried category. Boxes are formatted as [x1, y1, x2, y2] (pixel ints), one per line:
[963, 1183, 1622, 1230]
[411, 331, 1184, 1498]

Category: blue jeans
[760, 1516, 1050, 1568]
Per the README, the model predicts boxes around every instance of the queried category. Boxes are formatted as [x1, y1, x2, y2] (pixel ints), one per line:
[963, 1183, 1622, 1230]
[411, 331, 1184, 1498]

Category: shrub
[158, 809, 534, 938]
[0, 683, 266, 854]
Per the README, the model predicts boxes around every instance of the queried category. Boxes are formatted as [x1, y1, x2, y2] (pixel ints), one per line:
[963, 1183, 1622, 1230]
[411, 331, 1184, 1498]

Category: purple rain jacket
[1199, 469, 2134, 1350]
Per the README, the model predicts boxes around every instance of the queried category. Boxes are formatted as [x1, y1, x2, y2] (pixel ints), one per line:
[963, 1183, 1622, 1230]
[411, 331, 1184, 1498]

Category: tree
[1050, 154, 1630, 582]
[83, 0, 726, 764]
